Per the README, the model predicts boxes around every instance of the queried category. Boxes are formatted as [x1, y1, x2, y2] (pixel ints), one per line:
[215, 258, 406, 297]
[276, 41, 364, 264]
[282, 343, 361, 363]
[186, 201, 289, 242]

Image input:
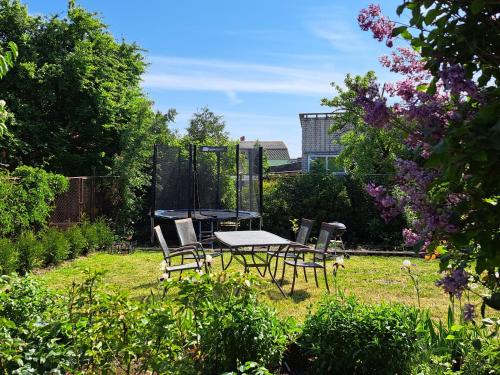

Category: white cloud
[142, 56, 343, 97]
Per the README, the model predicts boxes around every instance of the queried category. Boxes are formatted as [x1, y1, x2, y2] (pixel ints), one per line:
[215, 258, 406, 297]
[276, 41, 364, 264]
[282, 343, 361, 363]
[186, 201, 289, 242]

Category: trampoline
[151, 144, 263, 242]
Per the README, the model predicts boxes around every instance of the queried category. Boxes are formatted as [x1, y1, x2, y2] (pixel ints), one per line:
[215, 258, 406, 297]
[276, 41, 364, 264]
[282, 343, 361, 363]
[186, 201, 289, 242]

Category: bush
[168, 273, 292, 374]
[40, 227, 70, 266]
[15, 232, 44, 274]
[92, 218, 115, 250]
[0, 166, 68, 237]
[0, 238, 17, 275]
[263, 173, 406, 247]
[299, 294, 421, 374]
[65, 225, 87, 259]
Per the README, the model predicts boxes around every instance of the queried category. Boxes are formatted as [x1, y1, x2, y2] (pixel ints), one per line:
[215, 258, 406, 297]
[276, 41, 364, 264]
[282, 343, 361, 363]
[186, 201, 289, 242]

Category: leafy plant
[15, 231, 43, 274]
[40, 227, 70, 266]
[65, 225, 88, 259]
[299, 294, 421, 374]
[165, 273, 293, 374]
[0, 238, 17, 275]
[93, 218, 115, 250]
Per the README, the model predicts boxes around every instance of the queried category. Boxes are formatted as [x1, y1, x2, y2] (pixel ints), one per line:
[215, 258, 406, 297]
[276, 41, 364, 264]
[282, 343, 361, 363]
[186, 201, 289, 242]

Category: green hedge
[298, 295, 421, 374]
[0, 166, 68, 237]
[263, 173, 406, 247]
[0, 220, 115, 275]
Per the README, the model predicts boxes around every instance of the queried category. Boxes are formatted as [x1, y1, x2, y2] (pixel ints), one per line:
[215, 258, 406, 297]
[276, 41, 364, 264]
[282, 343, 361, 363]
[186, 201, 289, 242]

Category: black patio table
[214, 230, 290, 296]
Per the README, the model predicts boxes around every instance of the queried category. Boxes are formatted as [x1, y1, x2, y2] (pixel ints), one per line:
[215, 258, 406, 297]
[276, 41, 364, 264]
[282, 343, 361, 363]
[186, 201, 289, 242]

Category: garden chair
[154, 225, 206, 279]
[267, 218, 314, 279]
[174, 218, 224, 268]
[281, 222, 335, 295]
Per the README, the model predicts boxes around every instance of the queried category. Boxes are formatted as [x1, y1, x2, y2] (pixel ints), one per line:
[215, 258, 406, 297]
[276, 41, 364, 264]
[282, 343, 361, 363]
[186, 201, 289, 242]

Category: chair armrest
[169, 249, 201, 268]
[169, 249, 199, 258]
[294, 248, 325, 256]
[200, 237, 217, 244]
[178, 242, 207, 259]
[172, 244, 199, 252]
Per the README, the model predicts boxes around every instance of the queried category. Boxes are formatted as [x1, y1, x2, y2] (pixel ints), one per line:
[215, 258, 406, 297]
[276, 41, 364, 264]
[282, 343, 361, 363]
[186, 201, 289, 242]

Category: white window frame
[307, 154, 345, 174]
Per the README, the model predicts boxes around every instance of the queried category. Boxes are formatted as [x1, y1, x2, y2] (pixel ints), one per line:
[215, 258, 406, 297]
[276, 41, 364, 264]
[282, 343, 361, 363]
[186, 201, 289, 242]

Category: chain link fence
[50, 176, 119, 228]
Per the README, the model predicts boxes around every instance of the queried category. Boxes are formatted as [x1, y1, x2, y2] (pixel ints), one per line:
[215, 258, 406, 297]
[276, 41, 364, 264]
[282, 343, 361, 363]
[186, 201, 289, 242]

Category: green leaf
[471, 0, 485, 15]
[396, 4, 406, 16]
[426, 78, 437, 96]
[472, 150, 488, 161]
[483, 197, 498, 206]
[424, 8, 440, 25]
[484, 293, 500, 310]
[392, 26, 408, 37]
[401, 29, 413, 41]
[416, 83, 428, 92]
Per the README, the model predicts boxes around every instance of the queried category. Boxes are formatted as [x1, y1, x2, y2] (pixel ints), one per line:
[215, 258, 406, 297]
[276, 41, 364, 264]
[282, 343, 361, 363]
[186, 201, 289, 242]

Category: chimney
[240, 136, 245, 141]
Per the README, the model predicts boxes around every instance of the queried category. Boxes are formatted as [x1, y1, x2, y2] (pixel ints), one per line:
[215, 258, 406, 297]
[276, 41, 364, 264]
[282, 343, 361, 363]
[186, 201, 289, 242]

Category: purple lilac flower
[435, 268, 469, 299]
[463, 303, 475, 322]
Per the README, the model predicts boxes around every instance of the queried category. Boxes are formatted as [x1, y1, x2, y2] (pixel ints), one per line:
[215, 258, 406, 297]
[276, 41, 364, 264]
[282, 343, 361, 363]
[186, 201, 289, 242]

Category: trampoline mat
[155, 209, 260, 221]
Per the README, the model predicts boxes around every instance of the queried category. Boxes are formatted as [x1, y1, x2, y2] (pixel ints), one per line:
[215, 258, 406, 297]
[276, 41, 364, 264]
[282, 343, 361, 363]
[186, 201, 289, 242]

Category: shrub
[0, 238, 17, 275]
[15, 232, 44, 274]
[65, 225, 87, 259]
[0, 166, 68, 237]
[80, 220, 99, 254]
[92, 218, 115, 250]
[299, 294, 421, 374]
[168, 273, 292, 374]
[40, 227, 70, 266]
[263, 173, 406, 247]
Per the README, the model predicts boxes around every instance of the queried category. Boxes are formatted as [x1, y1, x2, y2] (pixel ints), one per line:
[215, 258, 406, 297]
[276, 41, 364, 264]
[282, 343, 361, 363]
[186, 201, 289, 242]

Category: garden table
[214, 230, 290, 296]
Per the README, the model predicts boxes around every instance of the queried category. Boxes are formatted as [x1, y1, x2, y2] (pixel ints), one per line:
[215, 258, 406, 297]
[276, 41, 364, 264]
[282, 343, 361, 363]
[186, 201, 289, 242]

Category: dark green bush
[92, 218, 115, 250]
[263, 173, 406, 247]
[0, 166, 68, 237]
[65, 225, 87, 259]
[40, 227, 70, 266]
[15, 232, 44, 274]
[168, 273, 292, 374]
[299, 295, 421, 374]
[0, 238, 17, 275]
[80, 220, 99, 254]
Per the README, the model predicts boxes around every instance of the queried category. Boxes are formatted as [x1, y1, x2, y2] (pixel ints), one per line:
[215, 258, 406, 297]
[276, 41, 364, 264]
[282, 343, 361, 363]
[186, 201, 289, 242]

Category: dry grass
[34, 250, 486, 321]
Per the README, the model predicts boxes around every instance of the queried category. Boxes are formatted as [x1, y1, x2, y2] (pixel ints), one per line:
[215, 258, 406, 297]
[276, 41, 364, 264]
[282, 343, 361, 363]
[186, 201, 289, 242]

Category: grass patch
[35, 250, 470, 321]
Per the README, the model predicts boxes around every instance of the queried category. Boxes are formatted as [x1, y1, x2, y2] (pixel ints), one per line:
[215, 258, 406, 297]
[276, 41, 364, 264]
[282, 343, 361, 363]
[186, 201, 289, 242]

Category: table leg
[267, 245, 287, 297]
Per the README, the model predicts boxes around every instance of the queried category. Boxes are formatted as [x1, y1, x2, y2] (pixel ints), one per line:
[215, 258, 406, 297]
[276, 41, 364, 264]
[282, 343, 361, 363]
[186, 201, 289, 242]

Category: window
[308, 155, 345, 174]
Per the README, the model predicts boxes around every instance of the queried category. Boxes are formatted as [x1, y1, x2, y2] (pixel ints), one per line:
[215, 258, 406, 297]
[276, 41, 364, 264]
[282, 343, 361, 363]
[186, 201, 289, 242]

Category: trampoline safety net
[153, 144, 263, 219]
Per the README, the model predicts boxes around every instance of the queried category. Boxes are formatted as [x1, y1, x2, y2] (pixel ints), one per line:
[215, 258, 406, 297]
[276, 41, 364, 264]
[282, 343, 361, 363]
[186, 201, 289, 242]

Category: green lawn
[34, 250, 477, 321]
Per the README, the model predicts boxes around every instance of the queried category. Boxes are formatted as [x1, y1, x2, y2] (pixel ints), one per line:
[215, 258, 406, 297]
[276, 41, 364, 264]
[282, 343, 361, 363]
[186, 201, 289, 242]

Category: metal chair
[281, 222, 335, 295]
[174, 218, 224, 268]
[267, 218, 314, 278]
[154, 225, 205, 278]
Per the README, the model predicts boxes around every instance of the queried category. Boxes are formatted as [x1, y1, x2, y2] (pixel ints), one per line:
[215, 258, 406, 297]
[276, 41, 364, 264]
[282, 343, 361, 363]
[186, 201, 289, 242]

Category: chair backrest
[154, 225, 170, 260]
[314, 222, 335, 260]
[175, 218, 198, 245]
[295, 218, 314, 245]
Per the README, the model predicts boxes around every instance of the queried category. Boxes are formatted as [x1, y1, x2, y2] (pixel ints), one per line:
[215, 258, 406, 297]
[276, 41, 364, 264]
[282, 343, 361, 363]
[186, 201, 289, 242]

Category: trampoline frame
[150, 144, 264, 242]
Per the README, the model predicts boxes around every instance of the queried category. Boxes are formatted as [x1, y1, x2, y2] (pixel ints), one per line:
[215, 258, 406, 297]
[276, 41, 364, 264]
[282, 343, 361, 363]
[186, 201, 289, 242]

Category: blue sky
[25, 0, 402, 157]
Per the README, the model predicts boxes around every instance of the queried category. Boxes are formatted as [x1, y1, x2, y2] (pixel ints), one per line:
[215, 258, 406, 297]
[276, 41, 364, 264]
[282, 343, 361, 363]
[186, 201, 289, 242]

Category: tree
[186, 107, 229, 145]
[356, 2, 500, 313]
[0, 41, 17, 138]
[0, 1, 176, 234]
[322, 72, 407, 176]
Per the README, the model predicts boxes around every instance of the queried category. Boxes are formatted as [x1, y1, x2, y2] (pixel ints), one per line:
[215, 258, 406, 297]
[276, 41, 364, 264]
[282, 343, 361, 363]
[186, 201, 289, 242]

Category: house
[239, 139, 291, 167]
[299, 112, 345, 173]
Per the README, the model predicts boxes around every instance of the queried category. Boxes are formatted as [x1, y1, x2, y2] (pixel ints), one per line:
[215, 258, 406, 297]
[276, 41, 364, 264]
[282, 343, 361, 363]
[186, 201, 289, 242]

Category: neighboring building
[299, 112, 345, 173]
[239, 139, 291, 167]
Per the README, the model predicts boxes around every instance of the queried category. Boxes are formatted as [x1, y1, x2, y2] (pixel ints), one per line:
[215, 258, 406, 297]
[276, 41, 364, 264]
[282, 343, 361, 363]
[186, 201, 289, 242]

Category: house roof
[239, 141, 290, 160]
